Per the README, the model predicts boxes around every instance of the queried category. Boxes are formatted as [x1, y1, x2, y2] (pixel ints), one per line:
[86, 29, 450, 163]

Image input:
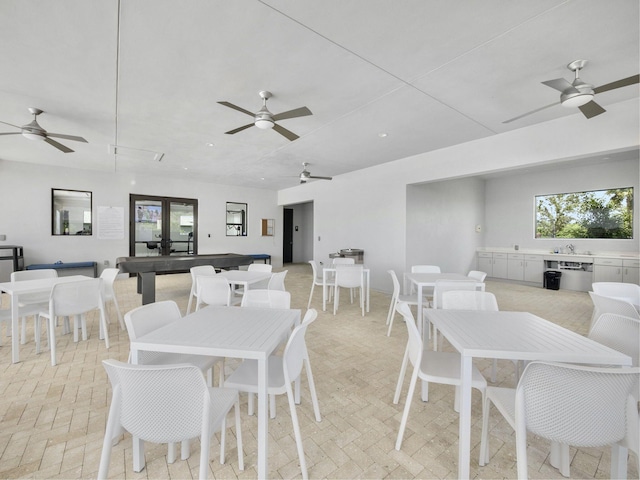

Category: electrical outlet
[0, 234, 6, 241]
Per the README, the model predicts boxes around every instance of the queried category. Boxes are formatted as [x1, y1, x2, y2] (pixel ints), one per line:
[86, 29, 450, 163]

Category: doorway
[283, 208, 293, 263]
[130, 194, 198, 256]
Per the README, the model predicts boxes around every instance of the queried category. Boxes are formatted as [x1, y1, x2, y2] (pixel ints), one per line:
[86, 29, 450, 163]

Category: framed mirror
[226, 202, 247, 236]
[52, 188, 92, 235]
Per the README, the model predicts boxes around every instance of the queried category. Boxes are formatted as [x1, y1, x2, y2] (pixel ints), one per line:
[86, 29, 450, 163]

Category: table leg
[129, 349, 146, 472]
[416, 285, 423, 336]
[322, 271, 327, 311]
[138, 272, 156, 305]
[458, 354, 472, 479]
[258, 356, 269, 479]
[366, 271, 370, 313]
[11, 293, 19, 364]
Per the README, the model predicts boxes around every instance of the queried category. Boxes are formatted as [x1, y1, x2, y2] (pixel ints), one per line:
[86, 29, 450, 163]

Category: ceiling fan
[218, 91, 312, 141]
[299, 162, 332, 184]
[0, 107, 88, 153]
[503, 60, 639, 123]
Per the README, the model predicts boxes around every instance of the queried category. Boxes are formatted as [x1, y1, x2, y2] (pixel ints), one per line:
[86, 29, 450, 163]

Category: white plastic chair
[240, 289, 291, 309]
[393, 302, 486, 450]
[333, 265, 364, 316]
[386, 270, 418, 337]
[247, 263, 273, 272]
[224, 309, 321, 480]
[11, 269, 59, 344]
[187, 265, 217, 314]
[38, 278, 108, 366]
[589, 292, 639, 333]
[467, 270, 488, 282]
[440, 290, 516, 383]
[480, 360, 640, 479]
[124, 300, 223, 386]
[307, 260, 327, 309]
[430, 280, 478, 350]
[195, 276, 231, 310]
[98, 360, 244, 480]
[100, 268, 125, 330]
[267, 270, 287, 291]
[593, 282, 640, 306]
[409, 264, 441, 296]
[514, 362, 638, 480]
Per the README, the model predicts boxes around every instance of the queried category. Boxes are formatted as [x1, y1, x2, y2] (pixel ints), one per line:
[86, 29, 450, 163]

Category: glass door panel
[130, 195, 197, 256]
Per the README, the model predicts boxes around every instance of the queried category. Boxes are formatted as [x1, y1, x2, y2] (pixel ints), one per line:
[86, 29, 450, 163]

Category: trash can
[544, 270, 562, 290]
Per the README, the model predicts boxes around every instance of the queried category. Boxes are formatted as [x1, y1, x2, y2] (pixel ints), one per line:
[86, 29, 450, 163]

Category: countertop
[477, 247, 639, 261]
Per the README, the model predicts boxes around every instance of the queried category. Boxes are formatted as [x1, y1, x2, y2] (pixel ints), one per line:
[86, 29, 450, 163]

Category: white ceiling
[0, 1, 638, 190]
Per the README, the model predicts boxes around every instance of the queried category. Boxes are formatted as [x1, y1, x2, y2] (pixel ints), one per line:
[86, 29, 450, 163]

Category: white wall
[407, 177, 485, 274]
[0, 160, 284, 278]
[279, 99, 640, 293]
[484, 156, 639, 254]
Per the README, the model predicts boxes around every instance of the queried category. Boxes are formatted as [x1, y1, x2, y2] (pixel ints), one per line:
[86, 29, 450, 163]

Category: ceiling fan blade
[273, 123, 299, 141]
[309, 175, 332, 180]
[217, 101, 255, 117]
[225, 123, 254, 135]
[502, 102, 557, 124]
[542, 78, 577, 93]
[44, 137, 74, 153]
[272, 106, 312, 122]
[0, 132, 22, 136]
[578, 100, 606, 119]
[593, 74, 640, 94]
[0, 120, 21, 129]
[47, 132, 88, 143]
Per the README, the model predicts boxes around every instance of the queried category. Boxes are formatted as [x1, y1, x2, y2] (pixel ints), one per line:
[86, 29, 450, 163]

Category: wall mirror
[226, 202, 247, 236]
[52, 188, 92, 235]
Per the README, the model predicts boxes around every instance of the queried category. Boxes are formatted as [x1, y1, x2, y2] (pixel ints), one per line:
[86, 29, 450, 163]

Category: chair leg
[112, 296, 125, 330]
[333, 288, 339, 315]
[395, 366, 420, 450]
[304, 357, 322, 422]
[479, 395, 491, 466]
[199, 423, 211, 479]
[220, 416, 227, 464]
[393, 343, 410, 404]
[234, 399, 244, 470]
[269, 394, 276, 419]
[286, 385, 308, 480]
[307, 283, 315, 309]
[247, 392, 254, 416]
[49, 316, 57, 366]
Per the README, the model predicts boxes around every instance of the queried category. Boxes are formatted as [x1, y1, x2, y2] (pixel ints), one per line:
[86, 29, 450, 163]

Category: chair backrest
[190, 265, 217, 285]
[332, 257, 355, 265]
[441, 290, 498, 311]
[411, 265, 440, 273]
[467, 270, 487, 282]
[432, 279, 477, 309]
[515, 361, 639, 448]
[268, 270, 287, 291]
[589, 313, 640, 367]
[100, 268, 120, 297]
[592, 282, 640, 306]
[589, 292, 640, 322]
[102, 359, 210, 443]
[308, 260, 320, 279]
[196, 276, 231, 308]
[282, 309, 317, 385]
[334, 265, 363, 288]
[387, 270, 401, 298]
[124, 300, 182, 340]
[395, 302, 423, 370]
[11, 269, 58, 281]
[49, 278, 103, 317]
[241, 290, 291, 309]
[247, 263, 272, 273]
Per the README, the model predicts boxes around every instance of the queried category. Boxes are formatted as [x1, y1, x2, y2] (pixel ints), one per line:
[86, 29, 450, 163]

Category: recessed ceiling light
[378, 132, 388, 138]
[206, 142, 214, 147]
[261, 177, 265, 181]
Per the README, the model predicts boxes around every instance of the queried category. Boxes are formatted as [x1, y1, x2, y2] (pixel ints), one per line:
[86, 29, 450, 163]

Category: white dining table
[129, 305, 300, 479]
[423, 309, 633, 480]
[0, 275, 91, 364]
[405, 272, 484, 335]
[322, 265, 370, 313]
[219, 269, 272, 291]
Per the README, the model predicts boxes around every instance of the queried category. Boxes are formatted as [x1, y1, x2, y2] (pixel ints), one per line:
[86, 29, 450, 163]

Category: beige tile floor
[0, 264, 637, 479]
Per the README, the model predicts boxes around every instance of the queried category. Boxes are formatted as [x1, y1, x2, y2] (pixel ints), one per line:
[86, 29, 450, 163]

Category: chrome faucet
[566, 243, 575, 254]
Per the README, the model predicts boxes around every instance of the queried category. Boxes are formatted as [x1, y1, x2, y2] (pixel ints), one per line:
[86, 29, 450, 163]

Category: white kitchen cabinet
[524, 254, 544, 283]
[477, 252, 493, 277]
[507, 254, 524, 281]
[593, 258, 623, 283]
[492, 253, 508, 279]
[622, 259, 640, 285]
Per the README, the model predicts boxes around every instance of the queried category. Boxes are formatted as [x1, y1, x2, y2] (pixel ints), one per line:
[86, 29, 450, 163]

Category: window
[535, 187, 633, 239]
